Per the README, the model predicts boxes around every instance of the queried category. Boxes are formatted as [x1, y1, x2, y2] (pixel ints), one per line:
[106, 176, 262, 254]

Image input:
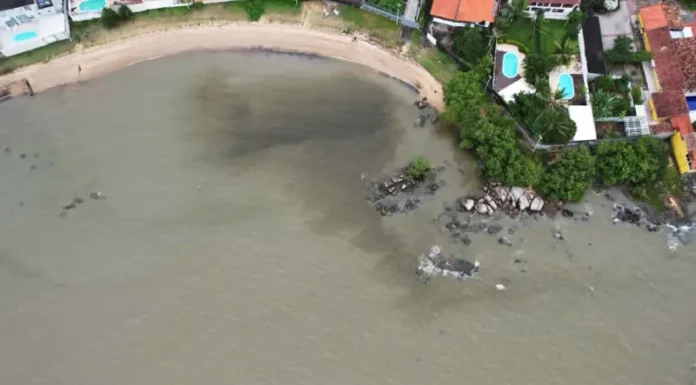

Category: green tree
[537, 145, 595, 201]
[451, 27, 490, 67]
[594, 137, 668, 187]
[530, 11, 549, 52]
[565, 8, 584, 29]
[552, 35, 579, 66]
[523, 53, 552, 87]
[117, 5, 133, 21]
[498, 0, 529, 30]
[245, 0, 265, 21]
[508, 91, 577, 144]
[591, 89, 620, 118]
[604, 35, 652, 64]
[406, 156, 431, 180]
[100, 8, 121, 29]
[442, 71, 486, 126]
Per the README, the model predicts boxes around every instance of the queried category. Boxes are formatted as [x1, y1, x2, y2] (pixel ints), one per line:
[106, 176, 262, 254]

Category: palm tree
[541, 108, 577, 144]
[506, 0, 530, 24]
[530, 11, 549, 53]
[592, 89, 620, 118]
[565, 9, 584, 29]
[552, 35, 579, 66]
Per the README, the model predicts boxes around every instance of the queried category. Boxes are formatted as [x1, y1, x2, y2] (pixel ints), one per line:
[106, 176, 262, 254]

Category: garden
[589, 75, 635, 118]
[502, 16, 578, 56]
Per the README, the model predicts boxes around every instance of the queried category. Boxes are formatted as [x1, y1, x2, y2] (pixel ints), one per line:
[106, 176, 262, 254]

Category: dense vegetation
[443, 69, 672, 202]
[451, 27, 491, 66]
[590, 75, 634, 118]
[508, 89, 577, 144]
[604, 35, 652, 65]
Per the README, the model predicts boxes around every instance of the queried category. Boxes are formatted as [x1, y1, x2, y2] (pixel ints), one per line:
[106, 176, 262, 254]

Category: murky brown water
[0, 52, 694, 385]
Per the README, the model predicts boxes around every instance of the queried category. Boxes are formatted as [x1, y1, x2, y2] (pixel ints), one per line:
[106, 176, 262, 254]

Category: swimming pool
[686, 95, 696, 111]
[79, 0, 106, 12]
[558, 73, 574, 100]
[13, 31, 38, 43]
[501, 52, 519, 79]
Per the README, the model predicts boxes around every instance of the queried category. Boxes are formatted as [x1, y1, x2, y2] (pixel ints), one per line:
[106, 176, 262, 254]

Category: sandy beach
[0, 23, 444, 109]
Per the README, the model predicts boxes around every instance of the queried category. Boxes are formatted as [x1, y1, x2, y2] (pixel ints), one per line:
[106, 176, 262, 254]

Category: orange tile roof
[640, 4, 668, 30]
[650, 122, 674, 134]
[663, 1, 683, 29]
[431, 0, 497, 24]
[671, 114, 694, 136]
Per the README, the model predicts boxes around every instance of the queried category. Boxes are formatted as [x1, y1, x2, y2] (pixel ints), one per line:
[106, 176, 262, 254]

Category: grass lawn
[338, 5, 402, 48]
[0, 40, 75, 75]
[415, 47, 459, 84]
[504, 18, 576, 56]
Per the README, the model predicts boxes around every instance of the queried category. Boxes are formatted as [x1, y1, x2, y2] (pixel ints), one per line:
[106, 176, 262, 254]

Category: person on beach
[77, 65, 82, 75]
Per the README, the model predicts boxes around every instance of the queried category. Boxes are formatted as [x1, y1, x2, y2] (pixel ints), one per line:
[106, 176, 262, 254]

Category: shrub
[499, 39, 530, 54]
[406, 156, 431, 180]
[117, 5, 133, 21]
[190, 1, 205, 10]
[100, 8, 121, 28]
[245, 0, 265, 21]
[451, 27, 491, 66]
[604, 35, 652, 64]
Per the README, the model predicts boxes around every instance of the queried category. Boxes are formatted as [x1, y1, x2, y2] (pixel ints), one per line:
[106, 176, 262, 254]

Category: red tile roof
[685, 133, 696, 152]
[663, 1, 683, 29]
[673, 37, 696, 92]
[651, 91, 689, 118]
[671, 114, 694, 136]
[431, 0, 497, 23]
[649, 122, 674, 134]
[640, 4, 668, 30]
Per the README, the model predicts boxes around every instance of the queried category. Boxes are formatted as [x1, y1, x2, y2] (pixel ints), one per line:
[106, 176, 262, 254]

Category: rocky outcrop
[415, 245, 480, 284]
[454, 183, 546, 218]
[366, 163, 446, 216]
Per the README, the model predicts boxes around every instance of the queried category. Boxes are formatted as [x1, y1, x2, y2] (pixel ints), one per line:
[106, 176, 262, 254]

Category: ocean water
[0, 51, 694, 385]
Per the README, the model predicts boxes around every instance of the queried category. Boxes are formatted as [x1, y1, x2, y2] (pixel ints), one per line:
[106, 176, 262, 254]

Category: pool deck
[494, 50, 521, 92]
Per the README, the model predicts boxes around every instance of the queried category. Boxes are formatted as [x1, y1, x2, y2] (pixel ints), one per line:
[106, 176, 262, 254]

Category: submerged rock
[487, 224, 503, 235]
[498, 236, 513, 246]
[416, 245, 480, 283]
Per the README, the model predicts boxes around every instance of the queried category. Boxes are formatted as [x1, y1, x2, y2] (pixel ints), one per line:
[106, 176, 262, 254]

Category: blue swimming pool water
[79, 0, 106, 12]
[558, 73, 574, 99]
[686, 96, 696, 111]
[13, 31, 38, 43]
[501, 52, 519, 79]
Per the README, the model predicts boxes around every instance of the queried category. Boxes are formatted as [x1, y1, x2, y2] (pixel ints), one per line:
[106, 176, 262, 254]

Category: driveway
[597, 4, 634, 50]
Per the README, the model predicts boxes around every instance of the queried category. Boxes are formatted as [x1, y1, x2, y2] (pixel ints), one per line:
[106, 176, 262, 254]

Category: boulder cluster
[457, 184, 545, 217]
[415, 245, 480, 284]
[366, 165, 445, 216]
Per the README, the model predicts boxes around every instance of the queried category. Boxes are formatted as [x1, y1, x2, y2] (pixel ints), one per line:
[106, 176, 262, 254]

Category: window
[562, 3, 574, 7]
[550, 3, 562, 6]
[687, 153, 693, 170]
[552, 9, 564, 12]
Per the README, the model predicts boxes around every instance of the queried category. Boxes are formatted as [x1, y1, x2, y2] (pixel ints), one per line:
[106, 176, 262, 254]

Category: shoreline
[0, 23, 444, 109]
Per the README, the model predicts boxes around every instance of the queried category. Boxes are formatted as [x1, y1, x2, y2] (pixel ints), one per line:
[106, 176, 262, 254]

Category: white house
[525, 0, 580, 20]
[0, 0, 70, 57]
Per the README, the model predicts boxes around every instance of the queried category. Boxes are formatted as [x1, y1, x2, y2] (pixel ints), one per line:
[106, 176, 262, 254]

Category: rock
[90, 191, 105, 200]
[495, 284, 506, 291]
[484, 195, 492, 203]
[487, 201, 498, 211]
[63, 202, 76, 210]
[3, 146, 9, 153]
[419, 115, 427, 127]
[460, 235, 472, 245]
[518, 195, 530, 211]
[429, 183, 439, 192]
[581, 212, 590, 221]
[30, 165, 36, 170]
[73, 197, 84, 204]
[530, 196, 544, 211]
[476, 203, 489, 215]
[498, 236, 513, 246]
[431, 114, 440, 124]
[553, 229, 565, 241]
[494, 186, 509, 202]
[19, 153, 26, 159]
[508, 226, 518, 234]
[464, 199, 475, 211]
[510, 187, 525, 201]
[561, 209, 574, 218]
[525, 191, 536, 201]
[488, 224, 503, 235]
